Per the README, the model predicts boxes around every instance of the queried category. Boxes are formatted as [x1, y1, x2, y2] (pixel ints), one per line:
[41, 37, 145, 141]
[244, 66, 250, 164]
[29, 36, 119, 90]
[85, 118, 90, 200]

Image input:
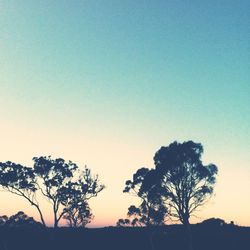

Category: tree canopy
[120, 167, 168, 227]
[0, 156, 104, 227]
[154, 141, 218, 225]
[120, 140, 218, 227]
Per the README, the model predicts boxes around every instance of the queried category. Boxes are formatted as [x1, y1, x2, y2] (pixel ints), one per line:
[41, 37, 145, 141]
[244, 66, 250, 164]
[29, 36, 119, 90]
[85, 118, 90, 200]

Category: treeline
[0, 211, 43, 228]
[0, 140, 218, 229]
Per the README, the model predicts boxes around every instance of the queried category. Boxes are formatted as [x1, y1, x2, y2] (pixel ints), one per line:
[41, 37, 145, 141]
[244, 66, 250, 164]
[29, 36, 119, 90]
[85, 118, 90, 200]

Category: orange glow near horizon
[0, 124, 249, 228]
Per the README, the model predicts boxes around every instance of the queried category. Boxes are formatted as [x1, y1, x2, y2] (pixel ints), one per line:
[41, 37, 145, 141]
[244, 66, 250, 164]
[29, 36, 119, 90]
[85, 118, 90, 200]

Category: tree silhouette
[60, 167, 104, 227]
[63, 200, 92, 227]
[117, 203, 167, 227]
[32, 156, 79, 227]
[0, 157, 104, 227]
[122, 167, 167, 226]
[116, 218, 130, 227]
[0, 215, 8, 226]
[0, 161, 46, 226]
[154, 141, 218, 226]
[5, 211, 43, 228]
[120, 140, 218, 250]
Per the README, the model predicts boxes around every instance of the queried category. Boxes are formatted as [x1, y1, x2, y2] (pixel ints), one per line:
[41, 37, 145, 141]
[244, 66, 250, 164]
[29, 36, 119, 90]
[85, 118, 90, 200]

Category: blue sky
[0, 0, 249, 226]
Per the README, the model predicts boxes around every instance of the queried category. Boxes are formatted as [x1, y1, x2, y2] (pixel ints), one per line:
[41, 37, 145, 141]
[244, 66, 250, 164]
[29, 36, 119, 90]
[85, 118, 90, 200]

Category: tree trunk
[34, 203, 46, 227]
[53, 203, 58, 228]
[21, 194, 46, 227]
[54, 220, 58, 228]
[146, 203, 151, 227]
[54, 213, 58, 228]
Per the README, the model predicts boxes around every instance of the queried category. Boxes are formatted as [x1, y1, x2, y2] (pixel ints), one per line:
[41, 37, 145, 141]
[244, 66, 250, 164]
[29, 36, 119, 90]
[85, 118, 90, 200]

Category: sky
[0, 0, 249, 227]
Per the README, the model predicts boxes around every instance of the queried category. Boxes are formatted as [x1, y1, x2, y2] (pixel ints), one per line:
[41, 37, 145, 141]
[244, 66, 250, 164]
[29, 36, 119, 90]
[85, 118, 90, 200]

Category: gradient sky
[0, 0, 249, 227]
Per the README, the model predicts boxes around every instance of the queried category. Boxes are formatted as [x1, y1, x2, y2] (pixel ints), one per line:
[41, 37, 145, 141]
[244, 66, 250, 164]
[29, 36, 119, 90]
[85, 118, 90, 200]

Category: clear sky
[0, 0, 249, 227]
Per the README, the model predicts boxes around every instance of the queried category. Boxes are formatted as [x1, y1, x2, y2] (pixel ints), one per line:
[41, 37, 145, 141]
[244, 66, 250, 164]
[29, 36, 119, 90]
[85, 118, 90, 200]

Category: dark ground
[0, 225, 249, 250]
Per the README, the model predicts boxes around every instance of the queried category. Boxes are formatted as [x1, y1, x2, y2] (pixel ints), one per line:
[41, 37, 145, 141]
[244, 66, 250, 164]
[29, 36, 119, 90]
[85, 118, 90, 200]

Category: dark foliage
[0, 157, 104, 227]
[121, 141, 218, 229]
[199, 217, 226, 227]
[0, 211, 43, 228]
[154, 141, 218, 225]
[121, 168, 168, 227]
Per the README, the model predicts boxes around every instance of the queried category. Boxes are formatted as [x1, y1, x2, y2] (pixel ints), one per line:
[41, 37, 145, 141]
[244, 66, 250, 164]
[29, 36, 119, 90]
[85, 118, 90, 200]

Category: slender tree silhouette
[63, 200, 93, 227]
[121, 167, 168, 227]
[60, 167, 104, 227]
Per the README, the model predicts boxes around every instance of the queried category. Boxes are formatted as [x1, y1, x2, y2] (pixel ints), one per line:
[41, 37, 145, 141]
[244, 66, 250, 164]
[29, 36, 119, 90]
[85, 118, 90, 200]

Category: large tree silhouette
[154, 141, 218, 226]
[0, 157, 104, 227]
[120, 141, 218, 250]
[121, 141, 218, 228]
